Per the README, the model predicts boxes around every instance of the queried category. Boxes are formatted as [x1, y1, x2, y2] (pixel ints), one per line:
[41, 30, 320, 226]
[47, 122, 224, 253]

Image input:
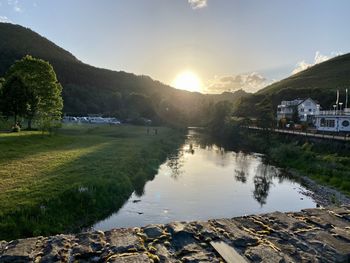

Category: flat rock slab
[108, 253, 151, 263]
[105, 229, 142, 253]
[0, 206, 349, 263]
[211, 241, 248, 263]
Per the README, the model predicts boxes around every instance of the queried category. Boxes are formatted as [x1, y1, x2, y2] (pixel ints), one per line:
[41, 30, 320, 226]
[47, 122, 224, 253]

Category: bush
[11, 124, 20, 132]
[329, 176, 342, 187]
[269, 144, 302, 164]
[341, 181, 350, 192]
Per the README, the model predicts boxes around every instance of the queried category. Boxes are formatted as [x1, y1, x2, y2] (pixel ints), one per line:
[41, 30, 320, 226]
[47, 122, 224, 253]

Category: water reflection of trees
[252, 163, 279, 206]
[234, 170, 247, 183]
[233, 152, 251, 183]
[231, 153, 290, 207]
[167, 151, 185, 180]
[180, 131, 296, 208]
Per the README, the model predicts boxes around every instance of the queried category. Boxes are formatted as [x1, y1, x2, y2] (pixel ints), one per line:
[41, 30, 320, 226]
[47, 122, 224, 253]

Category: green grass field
[0, 124, 183, 240]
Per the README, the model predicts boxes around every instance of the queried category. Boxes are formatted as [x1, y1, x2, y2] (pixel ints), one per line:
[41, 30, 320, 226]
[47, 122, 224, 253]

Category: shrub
[341, 181, 350, 192]
[11, 124, 20, 132]
[329, 176, 342, 187]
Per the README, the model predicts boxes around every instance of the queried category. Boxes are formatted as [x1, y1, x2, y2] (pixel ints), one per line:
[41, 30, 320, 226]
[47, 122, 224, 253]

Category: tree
[5, 56, 63, 130]
[0, 77, 4, 90]
[0, 77, 4, 114]
[0, 75, 29, 125]
[208, 101, 233, 135]
[126, 93, 155, 118]
[292, 105, 300, 124]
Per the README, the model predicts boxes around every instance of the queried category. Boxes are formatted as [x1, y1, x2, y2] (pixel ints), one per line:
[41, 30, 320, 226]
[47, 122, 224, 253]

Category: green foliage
[291, 105, 300, 124]
[207, 101, 233, 136]
[0, 75, 29, 124]
[0, 77, 4, 90]
[4, 55, 63, 130]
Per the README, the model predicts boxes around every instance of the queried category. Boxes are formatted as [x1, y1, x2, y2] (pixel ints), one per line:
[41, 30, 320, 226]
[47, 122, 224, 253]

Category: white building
[277, 98, 320, 123]
[314, 108, 350, 133]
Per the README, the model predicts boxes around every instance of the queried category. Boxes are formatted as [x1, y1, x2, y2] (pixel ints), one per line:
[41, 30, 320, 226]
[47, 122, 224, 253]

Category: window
[342, 120, 350, 127]
[300, 108, 304, 112]
[320, 118, 335, 127]
[309, 109, 312, 112]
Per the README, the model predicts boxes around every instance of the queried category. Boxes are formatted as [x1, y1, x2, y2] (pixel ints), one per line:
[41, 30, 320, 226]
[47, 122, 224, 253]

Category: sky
[1, 0, 349, 93]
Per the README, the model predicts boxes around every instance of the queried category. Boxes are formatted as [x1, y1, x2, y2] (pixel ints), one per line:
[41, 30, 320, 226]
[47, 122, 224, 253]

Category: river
[94, 129, 316, 230]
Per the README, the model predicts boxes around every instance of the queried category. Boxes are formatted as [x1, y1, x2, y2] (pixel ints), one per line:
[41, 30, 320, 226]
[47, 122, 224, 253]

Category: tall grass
[0, 124, 184, 240]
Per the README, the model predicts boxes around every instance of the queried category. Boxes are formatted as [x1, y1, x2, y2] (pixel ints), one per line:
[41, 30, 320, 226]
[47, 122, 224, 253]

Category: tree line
[0, 55, 63, 132]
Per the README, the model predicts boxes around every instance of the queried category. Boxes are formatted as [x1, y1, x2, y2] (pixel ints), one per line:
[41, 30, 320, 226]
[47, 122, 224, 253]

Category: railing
[244, 126, 350, 142]
[318, 109, 350, 116]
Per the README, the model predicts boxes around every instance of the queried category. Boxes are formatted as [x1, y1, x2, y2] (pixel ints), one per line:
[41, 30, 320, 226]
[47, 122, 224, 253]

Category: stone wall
[1, 206, 350, 262]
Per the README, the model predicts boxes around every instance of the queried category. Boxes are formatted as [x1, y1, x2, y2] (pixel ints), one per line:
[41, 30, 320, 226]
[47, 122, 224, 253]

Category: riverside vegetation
[0, 124, 184, 241]
[210, 119, 350, 197]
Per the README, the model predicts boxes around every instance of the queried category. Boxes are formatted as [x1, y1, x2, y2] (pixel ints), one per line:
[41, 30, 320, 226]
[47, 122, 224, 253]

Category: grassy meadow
[0, 124, 183, 240]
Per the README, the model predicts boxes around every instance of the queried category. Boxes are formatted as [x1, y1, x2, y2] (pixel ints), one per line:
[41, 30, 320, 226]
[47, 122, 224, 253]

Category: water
[94, 130, 316, 231]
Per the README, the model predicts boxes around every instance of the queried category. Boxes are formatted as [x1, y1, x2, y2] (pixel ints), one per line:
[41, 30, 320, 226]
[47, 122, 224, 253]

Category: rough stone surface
[1, 206, 350, 263]
[108, 253, 150, 263]
[143, 225, 164, 239]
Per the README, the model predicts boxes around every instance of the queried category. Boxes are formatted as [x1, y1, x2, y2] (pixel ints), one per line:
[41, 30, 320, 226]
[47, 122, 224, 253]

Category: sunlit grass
[0, 124, 183, 240]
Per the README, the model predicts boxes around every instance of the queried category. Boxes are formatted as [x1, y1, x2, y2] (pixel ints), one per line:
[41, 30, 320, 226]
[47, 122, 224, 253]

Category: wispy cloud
[5, 0, 23, 12]
[292, 51, 342, 75]
[204, 72, 273, 94]
[188, 0, 207, 9]
[0, 15, 11, 23]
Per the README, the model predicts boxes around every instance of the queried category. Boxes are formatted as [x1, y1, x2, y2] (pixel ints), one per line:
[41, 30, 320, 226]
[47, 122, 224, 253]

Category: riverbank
[1, 206, 349, 262]
[262, 133, 350, 198]
[0, 124, 184, 241]
[211, 123, 350, 199]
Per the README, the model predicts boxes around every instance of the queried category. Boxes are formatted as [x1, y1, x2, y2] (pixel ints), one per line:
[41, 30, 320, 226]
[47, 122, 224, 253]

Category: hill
[0, 22, 247, 125]
[234, 54, 350, 118]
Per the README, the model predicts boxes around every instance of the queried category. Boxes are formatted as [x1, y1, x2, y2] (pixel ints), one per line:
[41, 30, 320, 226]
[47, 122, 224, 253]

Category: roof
[297, 98, 319, 106]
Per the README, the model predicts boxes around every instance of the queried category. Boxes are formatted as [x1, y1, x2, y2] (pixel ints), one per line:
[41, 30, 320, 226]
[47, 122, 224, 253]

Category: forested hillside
[234, 53, 350, 119]
[0, 23, 246, 125]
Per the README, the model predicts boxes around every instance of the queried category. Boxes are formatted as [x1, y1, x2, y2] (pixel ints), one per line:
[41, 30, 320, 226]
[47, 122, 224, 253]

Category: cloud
[5, 0, 23, 12]
[0, 15, 11, 23]
[188, 0, 207, 9]
[204, 72, 273, 94]
[14, 5, 21, 12]
[292, 51, 342, 75]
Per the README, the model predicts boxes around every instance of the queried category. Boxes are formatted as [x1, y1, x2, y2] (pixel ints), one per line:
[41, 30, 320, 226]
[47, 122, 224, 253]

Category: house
[277, 98, 320, 124]
[314, 108, 350, 133]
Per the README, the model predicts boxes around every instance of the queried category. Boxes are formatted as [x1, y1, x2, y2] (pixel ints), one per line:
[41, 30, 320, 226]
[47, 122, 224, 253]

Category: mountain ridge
[0, 22, 247, 124]
[234, 52, 350, 118]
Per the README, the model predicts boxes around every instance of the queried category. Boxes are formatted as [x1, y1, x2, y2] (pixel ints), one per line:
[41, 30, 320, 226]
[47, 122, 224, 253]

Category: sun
[173, 71, 202, 92]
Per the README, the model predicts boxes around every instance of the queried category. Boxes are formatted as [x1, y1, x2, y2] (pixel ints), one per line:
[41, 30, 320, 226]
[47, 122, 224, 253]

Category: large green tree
[5, 55, 63, 130]
[0, 75, 29, 124]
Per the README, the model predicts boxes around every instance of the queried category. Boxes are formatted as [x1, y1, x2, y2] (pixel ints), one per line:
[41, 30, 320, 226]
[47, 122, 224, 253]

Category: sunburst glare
[173, 71, 202, 92]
